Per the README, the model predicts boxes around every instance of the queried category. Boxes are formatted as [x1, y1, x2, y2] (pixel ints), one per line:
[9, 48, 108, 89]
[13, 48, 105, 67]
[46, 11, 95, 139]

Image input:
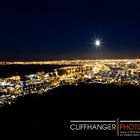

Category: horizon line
[0, 58, 140, 62]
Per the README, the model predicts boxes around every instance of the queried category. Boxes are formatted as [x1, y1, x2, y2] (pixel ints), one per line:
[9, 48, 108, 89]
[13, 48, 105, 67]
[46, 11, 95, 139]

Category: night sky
[0, 0, 140, 61]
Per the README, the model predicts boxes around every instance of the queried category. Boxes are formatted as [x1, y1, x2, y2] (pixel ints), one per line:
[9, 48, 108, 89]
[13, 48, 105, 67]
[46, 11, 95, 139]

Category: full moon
[95, 40, 101, 46]
[91, 37, 102, 49]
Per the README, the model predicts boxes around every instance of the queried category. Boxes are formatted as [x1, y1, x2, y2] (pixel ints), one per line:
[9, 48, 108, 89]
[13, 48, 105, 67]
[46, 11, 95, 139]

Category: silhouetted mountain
[0, 83, 139, 137]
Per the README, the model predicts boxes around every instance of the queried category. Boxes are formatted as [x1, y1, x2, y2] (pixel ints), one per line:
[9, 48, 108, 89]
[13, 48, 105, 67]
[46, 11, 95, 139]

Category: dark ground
[0, 83, 140, 137]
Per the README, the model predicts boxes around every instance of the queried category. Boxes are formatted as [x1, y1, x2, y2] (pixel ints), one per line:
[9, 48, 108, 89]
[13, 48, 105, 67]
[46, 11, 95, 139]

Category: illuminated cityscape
[0, 59, 140, 106]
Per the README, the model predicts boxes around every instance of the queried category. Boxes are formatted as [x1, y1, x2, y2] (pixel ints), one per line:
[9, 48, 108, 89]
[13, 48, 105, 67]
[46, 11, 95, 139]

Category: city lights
[0, 59, 140, 106]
